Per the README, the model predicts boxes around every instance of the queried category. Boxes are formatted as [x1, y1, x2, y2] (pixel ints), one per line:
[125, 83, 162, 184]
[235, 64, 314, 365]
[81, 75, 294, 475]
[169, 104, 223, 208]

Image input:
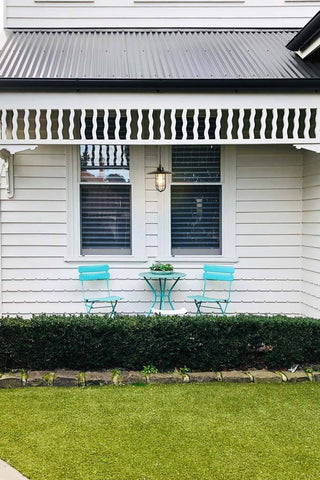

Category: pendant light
[148, 148, 171, 192]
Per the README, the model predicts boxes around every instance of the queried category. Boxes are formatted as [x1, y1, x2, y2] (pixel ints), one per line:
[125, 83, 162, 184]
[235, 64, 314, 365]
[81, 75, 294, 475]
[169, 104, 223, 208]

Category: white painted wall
[5, 0, 320, 29]
[0, 0, 4, 30]
[302, 151, 320, 318]
[1, 143, 312, 317]
[235, 145, 303, 315]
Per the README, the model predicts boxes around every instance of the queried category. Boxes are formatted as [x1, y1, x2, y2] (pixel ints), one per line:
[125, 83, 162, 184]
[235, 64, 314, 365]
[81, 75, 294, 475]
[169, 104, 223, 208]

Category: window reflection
[80, 145, 130, 183]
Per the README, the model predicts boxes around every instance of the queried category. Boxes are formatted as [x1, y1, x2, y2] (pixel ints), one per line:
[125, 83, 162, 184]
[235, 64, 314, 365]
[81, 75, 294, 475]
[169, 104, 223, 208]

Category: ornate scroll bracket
[0, 145, 38, 198]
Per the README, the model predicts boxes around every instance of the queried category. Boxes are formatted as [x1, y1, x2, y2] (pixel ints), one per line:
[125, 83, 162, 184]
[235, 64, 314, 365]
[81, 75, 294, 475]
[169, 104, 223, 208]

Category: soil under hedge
[0, 314, 319, 371]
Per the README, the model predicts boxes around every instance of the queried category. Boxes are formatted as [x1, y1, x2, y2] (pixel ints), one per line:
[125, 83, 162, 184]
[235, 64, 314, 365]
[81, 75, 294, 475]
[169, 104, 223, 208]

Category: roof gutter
[0, 78, 320, 91]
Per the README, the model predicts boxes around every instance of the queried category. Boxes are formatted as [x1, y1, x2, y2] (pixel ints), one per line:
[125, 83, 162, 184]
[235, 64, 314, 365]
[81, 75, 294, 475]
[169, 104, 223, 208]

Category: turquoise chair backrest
[79, 264, 110, 281]
[203, 265, 234, 282]
[203, 265, 235, 298]
[78, 265, 110, 296]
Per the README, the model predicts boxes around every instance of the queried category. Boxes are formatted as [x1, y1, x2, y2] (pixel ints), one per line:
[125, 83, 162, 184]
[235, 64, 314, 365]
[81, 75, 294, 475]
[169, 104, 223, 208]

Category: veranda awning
[1, 29, 320, 89]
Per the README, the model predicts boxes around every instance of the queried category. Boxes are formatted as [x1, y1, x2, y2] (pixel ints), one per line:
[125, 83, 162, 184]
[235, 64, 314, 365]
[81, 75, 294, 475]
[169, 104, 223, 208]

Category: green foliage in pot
[150, 262, 174, 272]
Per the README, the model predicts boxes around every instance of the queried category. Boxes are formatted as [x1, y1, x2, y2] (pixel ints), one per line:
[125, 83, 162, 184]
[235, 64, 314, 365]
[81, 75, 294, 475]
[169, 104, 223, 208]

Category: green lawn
[1, 383, 320, 480]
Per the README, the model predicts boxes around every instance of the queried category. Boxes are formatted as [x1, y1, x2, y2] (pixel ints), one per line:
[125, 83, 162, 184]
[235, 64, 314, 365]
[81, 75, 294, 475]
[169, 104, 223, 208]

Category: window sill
[35, 1, 94, 3]
[134, 0, 244, 3]
[64, 256, 149, 265]
[65, 256, 238, 266]
[156, 256, 239, 264]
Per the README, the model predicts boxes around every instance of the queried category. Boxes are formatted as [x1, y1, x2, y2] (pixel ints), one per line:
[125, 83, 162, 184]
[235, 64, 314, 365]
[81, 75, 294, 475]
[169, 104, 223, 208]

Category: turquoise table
[139, 271, 186, 316]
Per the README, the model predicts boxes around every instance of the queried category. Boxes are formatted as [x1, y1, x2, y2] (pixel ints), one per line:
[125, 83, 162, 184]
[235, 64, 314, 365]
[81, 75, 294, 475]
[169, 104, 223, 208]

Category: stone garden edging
[0, 369, 316, 388]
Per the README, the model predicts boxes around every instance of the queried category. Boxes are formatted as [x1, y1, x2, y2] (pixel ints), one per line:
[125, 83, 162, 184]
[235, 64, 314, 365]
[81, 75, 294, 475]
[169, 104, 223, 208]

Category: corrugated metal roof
[1, 29, 320, 82]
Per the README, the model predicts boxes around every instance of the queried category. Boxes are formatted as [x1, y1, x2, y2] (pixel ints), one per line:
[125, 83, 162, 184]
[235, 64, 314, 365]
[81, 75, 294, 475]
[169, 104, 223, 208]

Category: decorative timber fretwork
[0, 107, 319, 145]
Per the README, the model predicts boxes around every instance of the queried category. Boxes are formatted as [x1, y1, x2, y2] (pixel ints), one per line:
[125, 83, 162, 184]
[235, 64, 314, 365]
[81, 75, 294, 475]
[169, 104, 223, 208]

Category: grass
[0, 383, 320, 480]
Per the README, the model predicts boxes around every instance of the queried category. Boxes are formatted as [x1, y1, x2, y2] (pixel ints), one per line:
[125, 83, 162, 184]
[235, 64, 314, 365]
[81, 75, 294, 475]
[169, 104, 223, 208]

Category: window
[66, 143, 234, 263]
[171, 146, 221, 255]
[80, 145, 131, 255]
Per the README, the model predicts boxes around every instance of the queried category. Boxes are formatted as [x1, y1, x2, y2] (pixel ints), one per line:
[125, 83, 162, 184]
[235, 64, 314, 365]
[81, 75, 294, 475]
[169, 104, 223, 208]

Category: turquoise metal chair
[78, 265, 123, 316]
[188, 265, 235, 316]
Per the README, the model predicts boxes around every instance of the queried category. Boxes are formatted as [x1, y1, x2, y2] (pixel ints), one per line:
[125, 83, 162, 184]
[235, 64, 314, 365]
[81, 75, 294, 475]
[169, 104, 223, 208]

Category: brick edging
[0, 369, 316, 388]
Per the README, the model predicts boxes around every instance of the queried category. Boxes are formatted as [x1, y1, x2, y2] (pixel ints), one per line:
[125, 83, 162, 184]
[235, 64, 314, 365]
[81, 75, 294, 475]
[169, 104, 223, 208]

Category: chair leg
[109, 301, 118, 318]
[217, 301, 229, 316]
[194, 300, 202, 316]
[85, 302, 94, 314]
[194, 301, 229, 316]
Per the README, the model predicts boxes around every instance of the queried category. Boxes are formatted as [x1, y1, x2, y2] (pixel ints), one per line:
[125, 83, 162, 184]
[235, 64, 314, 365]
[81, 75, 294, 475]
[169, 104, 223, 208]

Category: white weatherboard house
[0, 1, 320, 317]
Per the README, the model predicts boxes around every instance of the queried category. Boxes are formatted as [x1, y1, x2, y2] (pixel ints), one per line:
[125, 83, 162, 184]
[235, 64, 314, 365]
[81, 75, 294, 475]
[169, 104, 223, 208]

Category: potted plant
[150, 262, 174, 274]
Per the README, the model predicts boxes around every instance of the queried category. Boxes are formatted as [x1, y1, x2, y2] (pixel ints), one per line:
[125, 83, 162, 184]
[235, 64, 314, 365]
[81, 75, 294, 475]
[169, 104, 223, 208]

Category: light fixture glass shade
[148, 164, 171, 192]
[155, 170, 166, 192]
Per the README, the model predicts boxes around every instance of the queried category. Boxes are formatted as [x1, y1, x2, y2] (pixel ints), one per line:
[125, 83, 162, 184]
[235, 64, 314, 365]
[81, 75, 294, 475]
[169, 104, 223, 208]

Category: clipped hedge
[0, 314, 320, 371]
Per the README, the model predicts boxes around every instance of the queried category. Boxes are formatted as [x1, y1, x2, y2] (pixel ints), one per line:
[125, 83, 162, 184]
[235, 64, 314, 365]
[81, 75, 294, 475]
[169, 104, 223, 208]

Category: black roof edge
[286, 10, 320, 51]
[0, 78, 320, 91]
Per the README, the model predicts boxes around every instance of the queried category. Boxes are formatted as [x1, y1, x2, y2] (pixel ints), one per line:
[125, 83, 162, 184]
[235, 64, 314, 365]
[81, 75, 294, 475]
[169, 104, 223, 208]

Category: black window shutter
[172, 145, 220, 183]
[171, 185, 221, 255]
[81, 184, 131, 255]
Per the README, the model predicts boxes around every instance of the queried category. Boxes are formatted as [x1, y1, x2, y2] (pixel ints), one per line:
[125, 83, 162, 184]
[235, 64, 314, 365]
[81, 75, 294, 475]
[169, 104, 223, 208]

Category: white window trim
[35, 1, 94, 3]
[134, 1, 244, 3]
[157, 145, 237, 263]
[65, 145, 147, 263]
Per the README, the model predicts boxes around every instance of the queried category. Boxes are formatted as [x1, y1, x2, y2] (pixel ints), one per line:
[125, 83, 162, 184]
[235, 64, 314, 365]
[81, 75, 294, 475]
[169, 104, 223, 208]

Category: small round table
[139, 271, 186, 316]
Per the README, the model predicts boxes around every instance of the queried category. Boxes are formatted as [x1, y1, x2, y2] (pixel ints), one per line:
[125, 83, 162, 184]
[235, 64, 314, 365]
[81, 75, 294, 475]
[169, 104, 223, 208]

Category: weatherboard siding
[0, 144, 309, 316]
[302, 151, 320, 318]
[235, 145, 303, 315]
[0, 146, 74, 314]
[0, 146, 151, 315]
[5, 0, 320, 29]
[145, 146, 159, 259]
